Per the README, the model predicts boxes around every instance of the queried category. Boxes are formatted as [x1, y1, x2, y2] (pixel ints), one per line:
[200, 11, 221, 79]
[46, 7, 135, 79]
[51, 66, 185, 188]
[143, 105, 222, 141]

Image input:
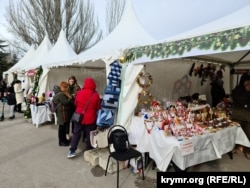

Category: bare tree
[6, 0, 102, 54]
[106, 0, 125, 34]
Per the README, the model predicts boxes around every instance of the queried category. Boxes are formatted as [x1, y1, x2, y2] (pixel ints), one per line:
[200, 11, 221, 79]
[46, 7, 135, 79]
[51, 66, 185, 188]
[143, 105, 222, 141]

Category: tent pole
[234, 50, 250, 66]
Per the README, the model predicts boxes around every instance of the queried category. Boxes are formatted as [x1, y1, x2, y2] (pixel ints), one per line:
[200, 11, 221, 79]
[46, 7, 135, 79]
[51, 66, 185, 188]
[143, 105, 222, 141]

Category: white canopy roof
[133, 0, 250, 40]
[23, 35, 52, 71]
[8, 45, 36, 73]
[47, 0, 156, 68]
[43, 29, 77, 67]
[129, 4, 250, 66]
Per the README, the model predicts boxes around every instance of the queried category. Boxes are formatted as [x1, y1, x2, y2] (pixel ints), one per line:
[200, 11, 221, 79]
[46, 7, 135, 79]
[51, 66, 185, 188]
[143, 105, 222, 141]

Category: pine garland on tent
[24, 66, 43, 119]
[124, 26, 250, 62]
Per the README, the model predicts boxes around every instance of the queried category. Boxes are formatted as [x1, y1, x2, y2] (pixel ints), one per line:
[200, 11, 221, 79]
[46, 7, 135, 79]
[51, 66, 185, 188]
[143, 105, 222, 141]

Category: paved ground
[0, 104, 249, 188]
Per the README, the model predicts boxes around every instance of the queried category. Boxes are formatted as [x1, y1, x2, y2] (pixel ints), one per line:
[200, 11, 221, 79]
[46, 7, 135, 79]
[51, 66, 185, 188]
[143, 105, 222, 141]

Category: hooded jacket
[75, 78, 101, 125]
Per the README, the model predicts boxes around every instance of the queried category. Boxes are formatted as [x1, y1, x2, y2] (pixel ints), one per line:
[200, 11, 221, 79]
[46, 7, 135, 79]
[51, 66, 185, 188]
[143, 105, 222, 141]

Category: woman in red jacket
[67, 78, 101, 158]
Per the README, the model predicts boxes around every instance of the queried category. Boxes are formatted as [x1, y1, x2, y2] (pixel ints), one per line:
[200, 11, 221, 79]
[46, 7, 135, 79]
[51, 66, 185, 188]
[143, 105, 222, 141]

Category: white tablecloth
[128, 116, 250, 171]
[30, 104, 52, 128]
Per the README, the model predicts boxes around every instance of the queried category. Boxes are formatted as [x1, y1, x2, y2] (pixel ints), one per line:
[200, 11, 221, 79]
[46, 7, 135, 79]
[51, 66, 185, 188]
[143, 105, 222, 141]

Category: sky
[0, 0, 107, 40]
[1, 0, 250, 45]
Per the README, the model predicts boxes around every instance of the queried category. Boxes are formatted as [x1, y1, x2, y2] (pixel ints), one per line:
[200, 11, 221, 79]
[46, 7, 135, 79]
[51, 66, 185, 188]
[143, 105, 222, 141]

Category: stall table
[128, 116, 250, 171]
[30, 104, 52, 128]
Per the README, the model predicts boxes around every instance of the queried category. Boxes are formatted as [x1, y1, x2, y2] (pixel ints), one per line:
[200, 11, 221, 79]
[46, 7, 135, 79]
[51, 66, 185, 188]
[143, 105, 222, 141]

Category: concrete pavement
[0, 109, 155, 188]
[0, 104, 249, 188]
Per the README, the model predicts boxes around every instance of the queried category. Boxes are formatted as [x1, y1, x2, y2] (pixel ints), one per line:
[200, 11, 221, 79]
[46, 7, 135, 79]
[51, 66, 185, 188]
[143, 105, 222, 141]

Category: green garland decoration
[24, 66, 43, 119]
[124, 26, 250, 63]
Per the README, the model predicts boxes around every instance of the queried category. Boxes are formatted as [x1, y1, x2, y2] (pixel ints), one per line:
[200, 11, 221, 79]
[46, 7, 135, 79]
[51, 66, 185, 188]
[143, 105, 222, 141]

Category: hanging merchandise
[136, 68, 153, 105]
[138, 89, 153, 105]
[107, 60, 122, 85]
[136, 71, 153, 89]
[97, 60, 122, 128]
[96, 109, 115, 127]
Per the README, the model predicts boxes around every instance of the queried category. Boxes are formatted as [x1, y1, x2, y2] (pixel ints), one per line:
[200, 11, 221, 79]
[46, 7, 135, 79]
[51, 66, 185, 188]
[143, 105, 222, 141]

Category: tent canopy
[46, 0, 156, 70]
[43, 29, 77, 67]
[118, 4, 250, 128]
[23, 35, 53, 71]
[125, 4, 250, 67]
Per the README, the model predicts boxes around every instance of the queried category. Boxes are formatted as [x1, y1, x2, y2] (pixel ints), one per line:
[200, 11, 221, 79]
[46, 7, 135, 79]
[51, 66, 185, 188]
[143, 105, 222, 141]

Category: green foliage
[0, 40, 10, 80]
[124, 26, 250, 63]
[23, 66, 43, 119]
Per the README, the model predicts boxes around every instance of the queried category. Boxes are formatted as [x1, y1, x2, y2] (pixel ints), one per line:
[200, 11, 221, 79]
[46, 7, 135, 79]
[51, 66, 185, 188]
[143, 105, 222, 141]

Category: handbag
[71, 92, 94, 123]
[96, 109, 115, 127]
[90, 128, 109, 148]
[71, 112, 83, 123]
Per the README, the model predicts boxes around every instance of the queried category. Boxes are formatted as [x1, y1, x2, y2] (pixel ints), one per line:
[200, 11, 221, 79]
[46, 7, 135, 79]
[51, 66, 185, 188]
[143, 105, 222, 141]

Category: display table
[128, 116, 250, 171]
[30, 104, 52, 128]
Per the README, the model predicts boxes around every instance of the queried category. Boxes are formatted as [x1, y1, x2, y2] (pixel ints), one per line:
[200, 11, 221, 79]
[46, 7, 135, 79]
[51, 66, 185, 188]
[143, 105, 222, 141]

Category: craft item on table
[143, 113, 149, 119]
[165, 100, 172, 109]
[154, 120, 164, 130]
[176, 101, 186, 117]
[144, 119, 155, 134]
[164, 127, 172, 136]
[151, 100, 162, 112]
[169, 105, 177, 118]
[30, 96, 38, 104]
[161, 119, 172, 136]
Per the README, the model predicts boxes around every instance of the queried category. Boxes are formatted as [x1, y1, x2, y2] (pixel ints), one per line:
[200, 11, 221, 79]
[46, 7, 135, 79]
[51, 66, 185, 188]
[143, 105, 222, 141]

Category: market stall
[30, 104, 53, 128]
[128, 115, 250, 171]
[124, 76, 250, 171]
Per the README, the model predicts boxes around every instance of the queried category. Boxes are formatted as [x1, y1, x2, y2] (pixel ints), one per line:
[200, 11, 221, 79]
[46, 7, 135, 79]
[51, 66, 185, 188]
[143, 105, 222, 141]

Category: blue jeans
[70, 122, 96, 152]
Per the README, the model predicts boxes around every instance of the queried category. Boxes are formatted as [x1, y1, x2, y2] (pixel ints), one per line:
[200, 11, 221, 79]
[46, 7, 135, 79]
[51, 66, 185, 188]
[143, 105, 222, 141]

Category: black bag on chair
[71, 112, 83, 123]
[110, 129, 127, 152]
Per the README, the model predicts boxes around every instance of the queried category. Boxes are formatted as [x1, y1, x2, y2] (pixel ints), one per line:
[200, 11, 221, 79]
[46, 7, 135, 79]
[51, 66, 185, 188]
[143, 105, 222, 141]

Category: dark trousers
[70, 122, 96, 152]
[66, 121, 75, 135]
[58, 122, 69, 144]
[16, 103, 22, 112]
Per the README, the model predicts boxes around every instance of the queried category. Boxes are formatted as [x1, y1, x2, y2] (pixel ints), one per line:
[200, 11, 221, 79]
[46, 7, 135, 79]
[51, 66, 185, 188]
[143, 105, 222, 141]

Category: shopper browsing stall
[231, 72, 250, 159]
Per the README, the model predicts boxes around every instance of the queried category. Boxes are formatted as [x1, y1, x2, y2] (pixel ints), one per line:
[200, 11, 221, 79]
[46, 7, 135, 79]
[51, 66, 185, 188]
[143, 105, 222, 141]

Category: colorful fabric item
[96, 109, 115, 127]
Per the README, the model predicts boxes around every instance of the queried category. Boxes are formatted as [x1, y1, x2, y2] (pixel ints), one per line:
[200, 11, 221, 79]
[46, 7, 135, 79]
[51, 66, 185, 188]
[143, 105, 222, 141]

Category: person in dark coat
[211, 70, 226, 107]
[231, 73, 250, 159]
[7, 81, 16, 119]
[53, 82, 73, 147]
[67, 77, 101, 158]
[67, 76, 81, 140]
[0, 79, 7, 99]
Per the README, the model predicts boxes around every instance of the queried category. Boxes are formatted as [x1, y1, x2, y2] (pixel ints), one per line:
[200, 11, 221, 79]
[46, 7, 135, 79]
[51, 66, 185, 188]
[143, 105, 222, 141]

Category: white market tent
[4, 45, 36, 84]
[23, 35, 53, 71]
[8, 45, 36, 73]
[36, 29, 79, 96]
[131, 4, 250, 65]
[117, 3, 250, 128]
[47, 0, 157, 74]
[43, 0, 157, 106]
